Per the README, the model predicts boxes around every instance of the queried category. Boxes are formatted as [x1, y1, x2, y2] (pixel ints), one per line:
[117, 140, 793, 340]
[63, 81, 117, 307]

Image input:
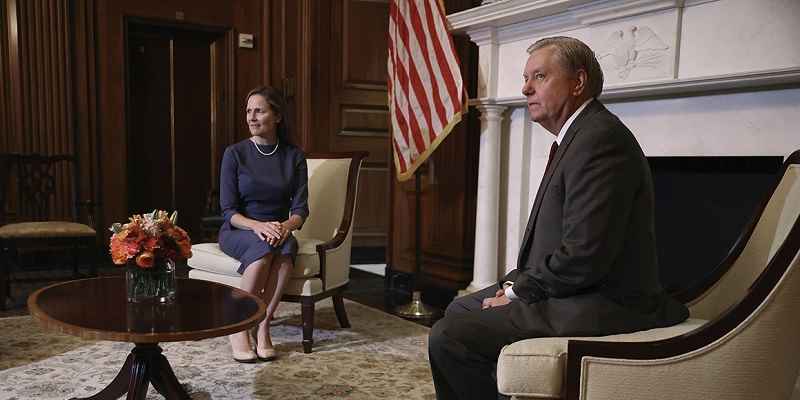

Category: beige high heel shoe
[230, 333, 257, 363]
[256, 346, 277, 362]
[232, 349, 258, 363]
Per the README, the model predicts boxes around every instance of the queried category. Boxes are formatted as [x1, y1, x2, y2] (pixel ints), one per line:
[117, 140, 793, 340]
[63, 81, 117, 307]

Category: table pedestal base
[71, 343, 190, 400]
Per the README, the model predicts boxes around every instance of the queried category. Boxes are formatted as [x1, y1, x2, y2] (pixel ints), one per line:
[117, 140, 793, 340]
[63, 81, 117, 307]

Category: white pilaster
[462, 104, 507, 294]
[466, 27, 498, 99]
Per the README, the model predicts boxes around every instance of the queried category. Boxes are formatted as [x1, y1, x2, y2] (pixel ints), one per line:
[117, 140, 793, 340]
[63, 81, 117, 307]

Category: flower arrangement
[109, 210, 192, 268]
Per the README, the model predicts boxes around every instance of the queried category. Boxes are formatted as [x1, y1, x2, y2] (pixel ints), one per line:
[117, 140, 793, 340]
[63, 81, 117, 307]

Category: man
[428, 36, 689, 400]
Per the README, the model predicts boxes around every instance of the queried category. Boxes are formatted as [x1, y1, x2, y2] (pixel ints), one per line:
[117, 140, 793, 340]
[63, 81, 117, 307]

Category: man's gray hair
[527, 36, 604, 98]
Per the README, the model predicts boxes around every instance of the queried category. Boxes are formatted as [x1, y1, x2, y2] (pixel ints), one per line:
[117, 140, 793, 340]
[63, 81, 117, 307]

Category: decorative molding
[597, 25, 671, 81]
[449, 0, 717, 44]
[474, 104, 508, 122]
[494, 12, 577, 43]
[470, 67, 800, 106]
[570, 0, 680, 26]
[464, 27, 497, 46]
[448, 0, 592, 31]
[683, 0, 718, 6]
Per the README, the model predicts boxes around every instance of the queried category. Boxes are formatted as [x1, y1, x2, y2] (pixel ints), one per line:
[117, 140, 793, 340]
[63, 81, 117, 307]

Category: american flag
[388, 0, 465, 181]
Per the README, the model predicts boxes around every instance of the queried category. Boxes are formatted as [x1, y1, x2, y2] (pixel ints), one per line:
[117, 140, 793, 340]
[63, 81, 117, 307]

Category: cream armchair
[188, 152, 367, 353]
[498, 150, 800, 400]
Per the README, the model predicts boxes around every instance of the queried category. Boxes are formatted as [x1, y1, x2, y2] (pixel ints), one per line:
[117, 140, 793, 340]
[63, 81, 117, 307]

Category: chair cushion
[189, 268, 325, 297]
[0, 221, 96, 239]
[188, 240, 323, 279]
[497, 318, 708, 398]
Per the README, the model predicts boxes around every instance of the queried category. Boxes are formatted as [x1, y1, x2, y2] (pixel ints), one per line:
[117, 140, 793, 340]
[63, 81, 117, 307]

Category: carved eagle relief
[598, 25, 670, 79]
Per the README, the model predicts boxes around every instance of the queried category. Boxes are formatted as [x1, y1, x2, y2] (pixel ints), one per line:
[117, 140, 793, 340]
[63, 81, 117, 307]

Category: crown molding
[449, 0, 719, 44]
[471, 67, 800, 106]
[465, 27, 497, 46]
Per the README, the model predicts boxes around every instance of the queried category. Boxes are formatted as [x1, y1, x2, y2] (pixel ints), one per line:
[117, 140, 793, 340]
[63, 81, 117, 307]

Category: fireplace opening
[648, 156, 783, 294]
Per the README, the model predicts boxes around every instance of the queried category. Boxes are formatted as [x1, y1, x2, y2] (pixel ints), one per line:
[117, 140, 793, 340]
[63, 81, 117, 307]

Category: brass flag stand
[395, 168, 436, 319]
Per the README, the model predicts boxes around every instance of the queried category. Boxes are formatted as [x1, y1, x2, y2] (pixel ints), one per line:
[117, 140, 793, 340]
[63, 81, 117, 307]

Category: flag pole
[395, 166, 436, 319]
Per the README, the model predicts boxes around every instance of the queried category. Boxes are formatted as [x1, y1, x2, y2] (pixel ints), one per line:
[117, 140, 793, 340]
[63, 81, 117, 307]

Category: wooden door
[126, 23, 222, 240]
[328, 0, 392, 250]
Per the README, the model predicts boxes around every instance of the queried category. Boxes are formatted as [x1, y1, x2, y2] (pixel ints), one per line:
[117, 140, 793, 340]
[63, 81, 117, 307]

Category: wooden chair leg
[0, 245, 9, 311]
[72, 243, 80, 278]
[0, 265, 7, 311]
[301, 298, 315, 354]
[332, 294, 351, 328]
[86, 237, 98, 276]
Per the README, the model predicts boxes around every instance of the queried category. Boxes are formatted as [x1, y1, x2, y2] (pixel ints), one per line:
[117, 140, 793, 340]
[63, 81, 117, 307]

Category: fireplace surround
[448, 0, 800, 291]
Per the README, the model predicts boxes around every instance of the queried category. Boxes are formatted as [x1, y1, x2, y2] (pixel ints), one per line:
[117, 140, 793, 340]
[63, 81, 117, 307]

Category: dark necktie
[545, 141, 559, 173]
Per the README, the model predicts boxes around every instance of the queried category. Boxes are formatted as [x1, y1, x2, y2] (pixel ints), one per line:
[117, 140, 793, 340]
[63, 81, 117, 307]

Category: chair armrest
[314, 230, 350, 292]
[563, 212, 800, 400]
[316, 230, 348, 253]
[308, 151, 367, 256]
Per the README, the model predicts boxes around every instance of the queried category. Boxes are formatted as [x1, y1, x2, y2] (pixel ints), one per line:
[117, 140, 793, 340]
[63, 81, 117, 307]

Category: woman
[218, 86, 308, 362]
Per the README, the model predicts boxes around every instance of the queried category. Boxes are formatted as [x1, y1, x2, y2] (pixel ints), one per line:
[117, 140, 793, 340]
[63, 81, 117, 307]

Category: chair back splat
[0, 153, 98, 311]
[7, 154, 83, 221]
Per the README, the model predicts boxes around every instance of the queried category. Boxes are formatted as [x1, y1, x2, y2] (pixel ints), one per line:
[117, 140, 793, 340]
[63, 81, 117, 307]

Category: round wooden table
[27, 276, 266, 400]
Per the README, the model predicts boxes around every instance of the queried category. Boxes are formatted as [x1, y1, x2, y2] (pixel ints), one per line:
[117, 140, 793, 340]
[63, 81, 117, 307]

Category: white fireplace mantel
[448, 0, 800, 291]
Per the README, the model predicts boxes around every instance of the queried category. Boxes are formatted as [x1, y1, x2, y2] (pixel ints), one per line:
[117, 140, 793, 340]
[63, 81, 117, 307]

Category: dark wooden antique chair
[0, 154, 98, 310]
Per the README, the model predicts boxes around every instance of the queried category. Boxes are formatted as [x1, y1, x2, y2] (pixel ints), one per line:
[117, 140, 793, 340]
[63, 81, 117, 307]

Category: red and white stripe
[388, 0, 465, 181]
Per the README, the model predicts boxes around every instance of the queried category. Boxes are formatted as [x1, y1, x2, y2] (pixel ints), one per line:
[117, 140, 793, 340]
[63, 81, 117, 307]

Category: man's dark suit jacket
[503, 99, 688, 337]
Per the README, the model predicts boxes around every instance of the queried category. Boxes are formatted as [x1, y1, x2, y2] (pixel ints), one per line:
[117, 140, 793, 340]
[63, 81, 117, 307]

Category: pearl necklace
[251, 137, 279, 156]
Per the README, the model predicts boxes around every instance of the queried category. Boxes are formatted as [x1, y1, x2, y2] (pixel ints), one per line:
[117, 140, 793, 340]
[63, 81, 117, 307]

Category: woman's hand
[252, 221, 285, 246]
[274, 222, 292, 246]
[274, 215, 303, 246]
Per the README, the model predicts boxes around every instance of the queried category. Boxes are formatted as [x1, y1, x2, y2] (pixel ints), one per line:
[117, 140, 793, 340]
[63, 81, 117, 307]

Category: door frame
[122, 16, 234, 213]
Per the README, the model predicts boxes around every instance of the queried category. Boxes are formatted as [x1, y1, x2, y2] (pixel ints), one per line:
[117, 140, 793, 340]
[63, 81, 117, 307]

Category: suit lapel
[516, 100, 605, 268]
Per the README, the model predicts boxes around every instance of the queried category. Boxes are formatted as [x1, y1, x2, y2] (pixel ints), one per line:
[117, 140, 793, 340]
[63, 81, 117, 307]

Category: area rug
[0, 299, 434, 399]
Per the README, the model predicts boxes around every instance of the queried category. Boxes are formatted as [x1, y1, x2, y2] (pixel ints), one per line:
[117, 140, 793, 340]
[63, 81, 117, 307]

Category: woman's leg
[256, 254, 293, 351]
[229, 255, 273, 356]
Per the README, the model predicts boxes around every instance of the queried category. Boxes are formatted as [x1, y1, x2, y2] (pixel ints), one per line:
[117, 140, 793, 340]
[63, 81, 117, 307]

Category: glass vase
[126, 259, 176, 303]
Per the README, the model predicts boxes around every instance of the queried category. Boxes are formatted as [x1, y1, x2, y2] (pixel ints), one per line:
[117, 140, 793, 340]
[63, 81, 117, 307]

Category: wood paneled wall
[0, 0, 297, 236]
[324, 0, 392, 248]
[4, 0, 72, 155]
[0, 0, 11, 152]
[94, 0, 260, 237]
[70, 0, 98, 210]
[388, 0, 482, 290]
[1, 0, 484, 279]
[1, 0, 77, 219]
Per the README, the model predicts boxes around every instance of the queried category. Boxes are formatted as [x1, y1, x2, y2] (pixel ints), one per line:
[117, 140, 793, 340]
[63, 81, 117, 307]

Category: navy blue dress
[218, 139, 309, 274]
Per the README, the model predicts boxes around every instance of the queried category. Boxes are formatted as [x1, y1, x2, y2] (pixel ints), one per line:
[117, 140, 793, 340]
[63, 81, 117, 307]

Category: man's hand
[482, 289, 511, 309]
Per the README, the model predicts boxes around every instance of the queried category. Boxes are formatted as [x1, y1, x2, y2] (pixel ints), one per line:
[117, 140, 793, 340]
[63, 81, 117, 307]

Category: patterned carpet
[0, 298, 434, 400]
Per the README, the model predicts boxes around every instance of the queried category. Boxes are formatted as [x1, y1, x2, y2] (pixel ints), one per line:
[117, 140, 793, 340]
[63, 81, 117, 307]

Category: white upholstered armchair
[498, 150, 800, 400]
[188, 151, 367, 353]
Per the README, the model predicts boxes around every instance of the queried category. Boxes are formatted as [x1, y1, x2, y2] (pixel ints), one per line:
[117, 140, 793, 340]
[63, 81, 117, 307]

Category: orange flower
[109, 209, 192, 269]
[136, 251, 155, 268]
[110, 236, 129, 264]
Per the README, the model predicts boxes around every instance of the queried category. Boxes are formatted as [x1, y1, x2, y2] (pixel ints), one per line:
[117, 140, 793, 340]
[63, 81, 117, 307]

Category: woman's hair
[245, 86, 291, 145]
